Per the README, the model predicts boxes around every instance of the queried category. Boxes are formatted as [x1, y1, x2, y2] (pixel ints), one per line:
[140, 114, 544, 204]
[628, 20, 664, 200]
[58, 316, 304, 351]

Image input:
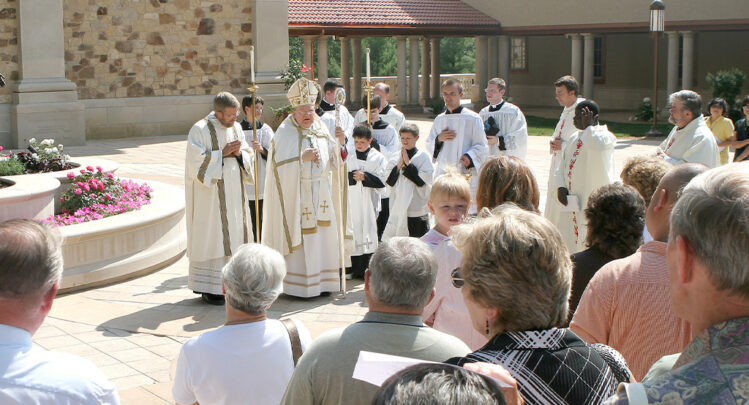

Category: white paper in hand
[559, 195, 581, 212]
[352, 351, 437, 387]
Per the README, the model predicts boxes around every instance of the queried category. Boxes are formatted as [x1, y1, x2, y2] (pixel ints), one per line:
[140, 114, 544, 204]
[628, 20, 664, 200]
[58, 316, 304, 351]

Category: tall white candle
[250, 45, 255, 84]
[366, 48, 370, 81]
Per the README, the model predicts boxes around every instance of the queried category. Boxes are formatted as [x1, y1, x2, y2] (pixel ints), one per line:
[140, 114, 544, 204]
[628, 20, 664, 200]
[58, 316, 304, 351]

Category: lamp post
[646, 0, 665, 136]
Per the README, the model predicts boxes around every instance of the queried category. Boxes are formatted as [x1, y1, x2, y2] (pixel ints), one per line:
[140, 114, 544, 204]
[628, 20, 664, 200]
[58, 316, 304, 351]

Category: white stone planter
[59, 179, 186, 293]
[0, 174, 60, 222]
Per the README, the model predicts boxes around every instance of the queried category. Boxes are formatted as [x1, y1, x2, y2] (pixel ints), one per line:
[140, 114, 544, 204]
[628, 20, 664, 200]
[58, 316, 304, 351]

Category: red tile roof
[289, 0, 500, 28]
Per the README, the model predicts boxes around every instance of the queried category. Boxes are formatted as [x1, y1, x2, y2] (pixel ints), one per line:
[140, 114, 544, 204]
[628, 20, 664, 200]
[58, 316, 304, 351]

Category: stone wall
[0, 0, 18, 104]
[62, 0, 254, 100]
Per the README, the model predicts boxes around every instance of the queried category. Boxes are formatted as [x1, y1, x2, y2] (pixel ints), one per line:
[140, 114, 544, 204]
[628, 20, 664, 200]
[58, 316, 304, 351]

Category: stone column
[473, 36, 489, 109]
[302, 35, 315, 79]
[487, 36, 498, 79]
[253, 0, 289, 87]
[396, 36, 408, 106]
[666, 31, 679, 96]
[352, 38, 362, 107]
[430, 37, 441, 102]
[317, 36, 329, 84]
[582, 33, 594, 99]
[340, 37, 351, 104]
[409, 37, 420, 105]
[570, 34, 583, 81]
[498, 35, 510, 86]
[11, 0, 85, 147]
[681, 31, 694, 90]
[421, 37, 431, 105]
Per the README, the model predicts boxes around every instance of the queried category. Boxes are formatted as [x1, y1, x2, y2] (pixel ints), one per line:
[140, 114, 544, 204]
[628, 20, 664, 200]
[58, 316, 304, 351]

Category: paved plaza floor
[40, 115, 662, 403]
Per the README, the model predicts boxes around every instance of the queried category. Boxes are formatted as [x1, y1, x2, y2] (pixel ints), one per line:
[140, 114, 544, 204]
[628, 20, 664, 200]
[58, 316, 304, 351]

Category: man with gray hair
[605, 162, 749, 403]
[0, 220, 119, 404]
[185, 91, 255, 304]
[173, 243, 311, 405]
[281, 237, 470, 405]
[656, 90, 719, 168]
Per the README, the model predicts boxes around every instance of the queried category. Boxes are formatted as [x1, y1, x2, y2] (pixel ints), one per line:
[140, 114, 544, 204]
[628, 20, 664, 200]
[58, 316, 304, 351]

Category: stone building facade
[1, 0, 288, 147]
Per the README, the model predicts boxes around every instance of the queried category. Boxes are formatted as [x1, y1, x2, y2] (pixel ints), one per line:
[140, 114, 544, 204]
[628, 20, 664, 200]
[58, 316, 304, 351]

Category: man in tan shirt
[570, 163, 707, 380]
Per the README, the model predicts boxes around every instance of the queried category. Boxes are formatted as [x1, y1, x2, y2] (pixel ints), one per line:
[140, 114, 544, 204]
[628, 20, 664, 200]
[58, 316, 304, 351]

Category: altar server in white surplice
[262, 78, 353, 298]
[354, 82, 406, 131]
[185, 92, 255, 304]
[553, 100, 617, 254]
[346, 124, 388, 278]
[478, 77, 528, 160]
[318, 80, 355, 146]
[382, 123, 434, 240]
[426, 79, 488, 214]
[545, 75, 584, 225]
[240, 95, 274, 242]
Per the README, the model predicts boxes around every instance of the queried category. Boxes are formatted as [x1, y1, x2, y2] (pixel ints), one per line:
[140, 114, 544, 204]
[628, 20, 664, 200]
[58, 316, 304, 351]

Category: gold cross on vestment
[320, 200, 330, 214]
[302, 207, 313, 221]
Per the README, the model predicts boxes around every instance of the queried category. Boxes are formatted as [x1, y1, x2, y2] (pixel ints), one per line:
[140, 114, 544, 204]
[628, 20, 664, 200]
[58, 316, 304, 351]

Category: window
[593, 36, 605, 82]
[510, 37, 527, 71]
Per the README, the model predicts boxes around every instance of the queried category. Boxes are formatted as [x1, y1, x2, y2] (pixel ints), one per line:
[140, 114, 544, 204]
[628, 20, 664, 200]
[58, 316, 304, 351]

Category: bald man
[571, 163, 708, 380]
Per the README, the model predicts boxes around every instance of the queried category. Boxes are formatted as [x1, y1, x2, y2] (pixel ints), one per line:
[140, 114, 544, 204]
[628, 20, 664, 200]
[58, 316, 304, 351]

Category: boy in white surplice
[382, 123, 434, 240]
[346, 124, 388, 278]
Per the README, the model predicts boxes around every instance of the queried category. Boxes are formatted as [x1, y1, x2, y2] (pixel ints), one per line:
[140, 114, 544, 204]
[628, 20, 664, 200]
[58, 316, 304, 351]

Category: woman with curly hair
[568, 183, 645, 315]
[475, 156, 539, 212]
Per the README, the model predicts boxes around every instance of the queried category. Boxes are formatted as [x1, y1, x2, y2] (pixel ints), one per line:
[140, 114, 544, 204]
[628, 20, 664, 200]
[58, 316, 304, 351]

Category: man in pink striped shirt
[570, 163, 707, 380]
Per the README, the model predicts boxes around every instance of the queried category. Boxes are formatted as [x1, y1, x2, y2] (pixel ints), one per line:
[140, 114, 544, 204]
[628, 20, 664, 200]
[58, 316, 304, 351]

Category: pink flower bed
[43, 166, 152, 226]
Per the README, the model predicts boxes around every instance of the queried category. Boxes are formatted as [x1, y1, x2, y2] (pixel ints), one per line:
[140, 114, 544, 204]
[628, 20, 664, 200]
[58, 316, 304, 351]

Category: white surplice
[657, 116, 720, 168]
[426, 107, 488, 214]
[544, 98, 583, 224]
[185, 115, 255, 294]
[382, 148, 433, 241]
[552, 124, 617, 253]
[354, 104, 406, 132]
[242, 123, 274, 200]
[346, 148, 387, 255]
[262, 115, 353, 298]
[321, 104, 355, 142]
[478, 101, 529, 160]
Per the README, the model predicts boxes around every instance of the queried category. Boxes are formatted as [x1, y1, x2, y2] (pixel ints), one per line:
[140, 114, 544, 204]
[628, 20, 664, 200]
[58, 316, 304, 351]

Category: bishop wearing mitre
[185, 92, 255, 305]
[263, 78, 353, 298]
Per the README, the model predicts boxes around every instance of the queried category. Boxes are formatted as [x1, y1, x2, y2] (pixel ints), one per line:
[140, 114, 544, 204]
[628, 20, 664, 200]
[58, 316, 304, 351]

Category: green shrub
[0, 158, 26, 176]
[429, 98, 446, 117]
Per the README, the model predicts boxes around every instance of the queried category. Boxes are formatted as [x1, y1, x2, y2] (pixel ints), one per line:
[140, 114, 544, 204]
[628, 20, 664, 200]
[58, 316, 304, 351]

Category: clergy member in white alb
[346, 124, 387, 279]
[426, 79, 487, 214]
[544, 75, 584, 225]
[656, 90, 720, 168]
[185, 92, 255, 305]
[354, 82, 406, 131]
[262, 78, 353, 298]
[478, 77, 528, 160]
[240, 94, 274, 242]
[553, 100, 617, 254]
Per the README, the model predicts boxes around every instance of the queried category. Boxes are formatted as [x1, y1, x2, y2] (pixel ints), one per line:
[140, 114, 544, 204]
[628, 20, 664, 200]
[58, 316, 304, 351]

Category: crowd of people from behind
[2, 71, 749, 404]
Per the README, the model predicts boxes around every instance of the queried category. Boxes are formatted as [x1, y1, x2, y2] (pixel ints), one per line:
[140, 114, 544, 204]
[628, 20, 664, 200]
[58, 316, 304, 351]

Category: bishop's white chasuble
[185, 116, 255, 294]
[262, 115, 353, 297]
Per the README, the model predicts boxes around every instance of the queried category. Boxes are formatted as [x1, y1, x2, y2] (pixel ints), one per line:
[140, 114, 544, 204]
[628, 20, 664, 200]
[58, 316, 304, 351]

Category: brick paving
[40, 114, 662, 403]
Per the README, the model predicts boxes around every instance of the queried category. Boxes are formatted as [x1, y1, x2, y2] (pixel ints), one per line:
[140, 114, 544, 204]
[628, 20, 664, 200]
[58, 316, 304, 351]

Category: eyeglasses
[450, 267, 464, 288]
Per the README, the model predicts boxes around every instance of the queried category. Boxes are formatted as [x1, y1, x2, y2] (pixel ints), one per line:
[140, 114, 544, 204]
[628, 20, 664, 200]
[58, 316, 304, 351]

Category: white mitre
[287, 78, 318, 107]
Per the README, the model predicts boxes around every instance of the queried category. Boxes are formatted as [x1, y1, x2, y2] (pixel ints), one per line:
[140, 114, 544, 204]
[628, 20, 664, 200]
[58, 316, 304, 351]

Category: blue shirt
[0, 324, 120, 404]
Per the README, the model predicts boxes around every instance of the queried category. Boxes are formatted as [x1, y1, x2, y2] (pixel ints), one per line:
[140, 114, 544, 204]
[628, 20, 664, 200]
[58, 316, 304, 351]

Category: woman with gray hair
[445, 204, 631, 405]
[172, 243, 311, 405]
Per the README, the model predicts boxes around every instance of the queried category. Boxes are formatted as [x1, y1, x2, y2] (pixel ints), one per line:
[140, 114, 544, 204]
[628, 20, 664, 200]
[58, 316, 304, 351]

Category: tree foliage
[706, 68, 746, 121]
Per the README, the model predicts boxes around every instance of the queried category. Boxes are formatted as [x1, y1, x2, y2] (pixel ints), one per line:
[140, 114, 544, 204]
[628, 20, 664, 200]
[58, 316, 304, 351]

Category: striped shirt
[570, 241, 694, 380]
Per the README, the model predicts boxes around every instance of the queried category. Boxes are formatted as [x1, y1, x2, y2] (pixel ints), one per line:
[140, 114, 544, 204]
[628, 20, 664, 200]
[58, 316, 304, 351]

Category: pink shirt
[570, 241, 693, 380]
[421, 238, 488, 350]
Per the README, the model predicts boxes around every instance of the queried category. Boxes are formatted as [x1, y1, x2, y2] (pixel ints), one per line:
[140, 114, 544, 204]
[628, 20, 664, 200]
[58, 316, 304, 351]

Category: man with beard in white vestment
[185, 92, 255, 305]
[263, 78, 353, 298]
[545, 75, 584, 224]
[554, 100, 617, 254]
[426, 78, 487, 214]
[478, 77, 528, 160]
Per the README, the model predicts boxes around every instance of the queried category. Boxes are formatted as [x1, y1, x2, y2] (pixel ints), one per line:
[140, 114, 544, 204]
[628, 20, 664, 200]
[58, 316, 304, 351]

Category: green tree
[440, 38, 476, 74]
[706, 68, 746, 121]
